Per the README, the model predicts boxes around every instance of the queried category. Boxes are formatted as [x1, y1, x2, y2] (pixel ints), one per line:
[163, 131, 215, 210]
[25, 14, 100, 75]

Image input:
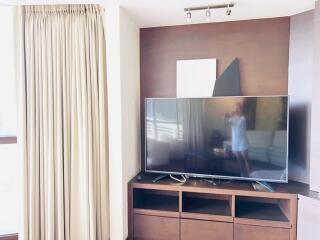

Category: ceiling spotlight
[226, 4, 232, 16]
[184, 3, 234, 21]
[186, 9, 192, 23]
[206, 7, 211, 20]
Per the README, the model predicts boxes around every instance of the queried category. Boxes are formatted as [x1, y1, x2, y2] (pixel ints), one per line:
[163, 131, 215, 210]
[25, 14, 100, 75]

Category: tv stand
[128, 173, 308, 240]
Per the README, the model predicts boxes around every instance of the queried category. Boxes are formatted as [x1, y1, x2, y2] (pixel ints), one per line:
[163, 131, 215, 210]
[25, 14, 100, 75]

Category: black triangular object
[212, 58, 242, 96]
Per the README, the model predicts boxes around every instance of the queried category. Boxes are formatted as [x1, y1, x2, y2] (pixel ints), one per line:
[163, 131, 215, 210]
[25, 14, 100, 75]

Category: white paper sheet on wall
[176, 58, 217, 98]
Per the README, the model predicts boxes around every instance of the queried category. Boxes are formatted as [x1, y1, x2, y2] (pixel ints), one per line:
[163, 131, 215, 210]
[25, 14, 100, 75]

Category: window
[0, 6, 20, 236]
[146, 99, 183, 140]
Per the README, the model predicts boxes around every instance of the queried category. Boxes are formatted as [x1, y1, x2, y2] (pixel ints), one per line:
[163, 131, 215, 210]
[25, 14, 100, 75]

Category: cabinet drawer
[0, 234, 18, 240]
[181, 219, 233, 240]
[234, 224, 290, 240]
[133, 214, 179, 240]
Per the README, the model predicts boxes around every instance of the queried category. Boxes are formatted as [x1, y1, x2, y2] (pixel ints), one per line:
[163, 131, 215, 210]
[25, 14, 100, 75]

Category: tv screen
[145, 96, 289, 183]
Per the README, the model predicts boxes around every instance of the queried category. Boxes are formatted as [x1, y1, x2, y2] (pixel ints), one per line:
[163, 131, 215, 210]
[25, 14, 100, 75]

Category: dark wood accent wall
[140, 17, 290, 98]
[140, 17, 290, 168]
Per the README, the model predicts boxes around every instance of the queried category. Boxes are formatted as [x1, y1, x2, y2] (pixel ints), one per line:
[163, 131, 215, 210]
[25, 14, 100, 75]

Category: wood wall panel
[140, 17, 290, 168]
[140, 17, 290, 98]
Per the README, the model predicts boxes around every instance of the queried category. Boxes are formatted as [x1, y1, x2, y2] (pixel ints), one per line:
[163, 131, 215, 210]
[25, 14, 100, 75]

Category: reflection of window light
[146, 100, 183, 141]
[146, 120, 183, 140]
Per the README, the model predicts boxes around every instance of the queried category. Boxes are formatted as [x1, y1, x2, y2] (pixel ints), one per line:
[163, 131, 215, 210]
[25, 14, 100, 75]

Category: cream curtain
[16, 5, 109, 240]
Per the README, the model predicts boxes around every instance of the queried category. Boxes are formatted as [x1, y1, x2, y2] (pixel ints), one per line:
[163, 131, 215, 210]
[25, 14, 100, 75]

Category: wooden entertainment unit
[128, 174, 308, 240]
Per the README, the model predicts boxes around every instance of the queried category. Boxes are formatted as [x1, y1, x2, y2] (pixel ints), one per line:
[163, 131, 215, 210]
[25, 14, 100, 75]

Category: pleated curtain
[16, 5, 109, 240]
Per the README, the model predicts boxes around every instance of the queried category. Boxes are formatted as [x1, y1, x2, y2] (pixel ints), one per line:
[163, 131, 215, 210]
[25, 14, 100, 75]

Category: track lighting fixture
[205, 7, 211, 20]
[186, 9, 192, 23]
[184, 2, 234, 22]
[226, 4, 231, 16]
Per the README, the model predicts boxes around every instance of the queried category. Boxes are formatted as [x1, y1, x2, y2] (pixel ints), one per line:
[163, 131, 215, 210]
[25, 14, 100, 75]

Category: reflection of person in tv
[225, 103, 250, 177]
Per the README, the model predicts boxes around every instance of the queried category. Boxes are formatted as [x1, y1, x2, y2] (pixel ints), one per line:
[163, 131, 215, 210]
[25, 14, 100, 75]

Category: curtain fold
[178, 99, 204, 152]
[16, 4, 109, 240]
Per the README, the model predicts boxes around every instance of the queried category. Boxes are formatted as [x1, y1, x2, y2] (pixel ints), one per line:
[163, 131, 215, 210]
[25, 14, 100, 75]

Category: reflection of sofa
[223, 130, 287, 167]
[247, 130, 287, 167]
[223, 130, 287, 181]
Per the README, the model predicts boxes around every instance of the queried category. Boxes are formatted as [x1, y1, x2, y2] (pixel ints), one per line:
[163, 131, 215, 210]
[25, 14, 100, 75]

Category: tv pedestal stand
[184, 176, 235, 186]
[153, 174, 275, 191]
[152, 174, 168, 183]
[253, 181, 275, 192]
[152, 174, 187, 184]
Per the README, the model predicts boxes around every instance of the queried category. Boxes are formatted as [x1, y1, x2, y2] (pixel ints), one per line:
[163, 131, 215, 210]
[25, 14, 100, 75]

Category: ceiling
[0, 0, 316, 28]
[120, 0, 316, 28]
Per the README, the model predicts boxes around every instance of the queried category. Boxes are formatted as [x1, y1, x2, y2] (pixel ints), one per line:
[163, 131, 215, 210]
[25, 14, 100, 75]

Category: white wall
[106, 5, 123, 240]
[288, 10, 314, 184]
[106, 5, 141, 240]
[289, 3, 320, 192]
[120, 6, 141, 239]
[297, 195, 320, 240]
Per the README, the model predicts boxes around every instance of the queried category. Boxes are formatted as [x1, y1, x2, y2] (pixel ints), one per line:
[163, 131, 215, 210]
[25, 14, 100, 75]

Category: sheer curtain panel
[16, 5, 109, 240]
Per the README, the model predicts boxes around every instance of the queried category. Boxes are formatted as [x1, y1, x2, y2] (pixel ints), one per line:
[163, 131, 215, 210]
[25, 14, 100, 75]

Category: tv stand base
[152, 174, 169, 182]
[186, 176, 235, 186]
[169, 174, 187, 183]
[152, 174, 187, 184]
[254, 181, 275, 192]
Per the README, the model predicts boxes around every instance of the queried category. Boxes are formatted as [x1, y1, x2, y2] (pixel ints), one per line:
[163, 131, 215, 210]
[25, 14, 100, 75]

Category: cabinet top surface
[129, 173, 310, 198]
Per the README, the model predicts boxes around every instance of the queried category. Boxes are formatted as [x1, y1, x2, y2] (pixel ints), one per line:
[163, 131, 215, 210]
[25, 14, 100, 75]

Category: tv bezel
[144, 95, 289, 183]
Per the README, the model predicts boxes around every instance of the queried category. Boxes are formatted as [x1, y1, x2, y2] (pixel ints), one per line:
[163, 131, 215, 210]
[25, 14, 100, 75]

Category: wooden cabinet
[133, 214, 179, 240]
[234, 224, 290, 240]
[128, 174, 305, 240]
[181, 219, 233, 240]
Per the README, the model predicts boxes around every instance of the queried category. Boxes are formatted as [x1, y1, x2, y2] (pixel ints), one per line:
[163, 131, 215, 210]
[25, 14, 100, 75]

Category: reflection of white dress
[228, 116, 249, 152]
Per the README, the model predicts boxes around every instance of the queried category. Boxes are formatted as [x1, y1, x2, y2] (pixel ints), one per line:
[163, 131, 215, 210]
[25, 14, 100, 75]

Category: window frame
[0, 136, 17, 144]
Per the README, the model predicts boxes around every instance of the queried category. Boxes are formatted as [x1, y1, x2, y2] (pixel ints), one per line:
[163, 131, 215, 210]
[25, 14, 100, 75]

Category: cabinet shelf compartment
[182, 192, 232, 221]
[235, 196, 290, 224]
[133, 189, 179, 216]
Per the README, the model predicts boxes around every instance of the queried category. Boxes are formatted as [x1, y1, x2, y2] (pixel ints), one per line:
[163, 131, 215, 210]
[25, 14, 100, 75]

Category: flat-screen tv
[145, 96, 289, 183]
